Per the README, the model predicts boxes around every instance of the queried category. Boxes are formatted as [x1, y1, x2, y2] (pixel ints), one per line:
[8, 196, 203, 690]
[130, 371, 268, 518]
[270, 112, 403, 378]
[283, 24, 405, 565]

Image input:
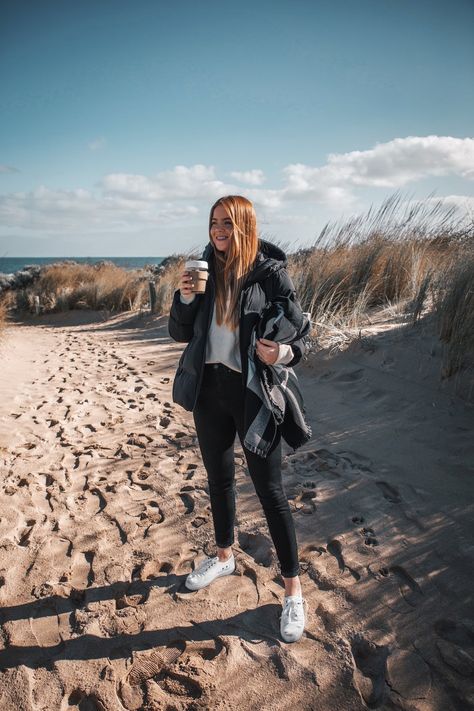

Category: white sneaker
[280, 595, 306, 642]
[185, 554, 235, 591]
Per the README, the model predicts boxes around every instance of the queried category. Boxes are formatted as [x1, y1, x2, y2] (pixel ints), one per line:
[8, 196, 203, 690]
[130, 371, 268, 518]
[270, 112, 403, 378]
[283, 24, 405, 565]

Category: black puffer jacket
[168, 239, 309, 412]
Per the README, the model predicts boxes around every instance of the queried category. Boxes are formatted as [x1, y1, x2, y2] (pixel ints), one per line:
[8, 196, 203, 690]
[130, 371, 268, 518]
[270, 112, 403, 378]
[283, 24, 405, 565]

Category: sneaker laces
[194, 555, 233, 577]
[283, 597, 305, 623]
[193, 556, 218, 577]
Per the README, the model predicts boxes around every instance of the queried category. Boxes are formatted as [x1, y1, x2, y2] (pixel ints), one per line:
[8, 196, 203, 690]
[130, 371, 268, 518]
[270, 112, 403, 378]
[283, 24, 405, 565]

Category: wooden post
[34, 295, 40, 315]
[149, 280, 157, 314]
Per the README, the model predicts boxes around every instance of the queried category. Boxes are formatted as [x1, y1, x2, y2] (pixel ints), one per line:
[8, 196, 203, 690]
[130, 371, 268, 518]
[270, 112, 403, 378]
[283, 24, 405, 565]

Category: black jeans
[192, 363, 300, 578]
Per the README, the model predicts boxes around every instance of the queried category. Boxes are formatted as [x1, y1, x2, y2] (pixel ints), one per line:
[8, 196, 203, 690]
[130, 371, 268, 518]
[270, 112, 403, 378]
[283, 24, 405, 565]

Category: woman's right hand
[179, 270, 195, 298]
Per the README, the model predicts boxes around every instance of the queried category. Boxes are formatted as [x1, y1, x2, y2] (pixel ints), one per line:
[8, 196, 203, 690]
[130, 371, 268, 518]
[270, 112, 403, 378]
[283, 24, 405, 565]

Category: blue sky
[1, 0, 473, 257]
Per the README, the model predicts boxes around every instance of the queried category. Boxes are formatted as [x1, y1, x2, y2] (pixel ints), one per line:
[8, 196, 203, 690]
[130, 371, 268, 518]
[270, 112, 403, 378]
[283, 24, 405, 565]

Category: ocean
[0, 257, 165, 275]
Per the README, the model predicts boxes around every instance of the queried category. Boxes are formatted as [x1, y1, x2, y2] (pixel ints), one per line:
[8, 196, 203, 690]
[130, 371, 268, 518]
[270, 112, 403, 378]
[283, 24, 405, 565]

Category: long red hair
[209, 195, 259, 330]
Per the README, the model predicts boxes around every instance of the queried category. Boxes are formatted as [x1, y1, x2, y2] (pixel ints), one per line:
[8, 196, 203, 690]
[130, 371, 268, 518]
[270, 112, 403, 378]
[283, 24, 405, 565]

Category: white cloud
[88, 137, 106, 151]
[229, 169, 266, 185]
[283, 136, 474, 199]
[0, 186, 198, 233]
[101, 164, 236, 201]
[1, 137, 473, 236]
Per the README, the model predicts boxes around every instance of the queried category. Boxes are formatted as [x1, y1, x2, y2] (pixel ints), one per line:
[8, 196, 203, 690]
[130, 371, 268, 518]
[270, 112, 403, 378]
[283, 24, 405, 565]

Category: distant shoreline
[0, 256, 165, 274]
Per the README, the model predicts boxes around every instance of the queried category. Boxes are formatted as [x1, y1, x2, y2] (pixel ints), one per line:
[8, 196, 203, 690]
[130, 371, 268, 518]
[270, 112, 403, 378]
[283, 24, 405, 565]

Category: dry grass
[282, 194, 473, 387]
[4, 193, 472, 389]
[287, 195, 469, 330]
[11, 257, 191, 316]
[0, 297, 8, 339]
[152, 257, 187, 314]
[14, 263, 150, 313]
[434, 253, 474, 379]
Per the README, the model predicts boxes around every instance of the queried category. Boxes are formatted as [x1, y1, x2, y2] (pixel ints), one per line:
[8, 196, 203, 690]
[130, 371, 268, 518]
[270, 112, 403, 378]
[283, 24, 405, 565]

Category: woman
[168, 195, 310, 643]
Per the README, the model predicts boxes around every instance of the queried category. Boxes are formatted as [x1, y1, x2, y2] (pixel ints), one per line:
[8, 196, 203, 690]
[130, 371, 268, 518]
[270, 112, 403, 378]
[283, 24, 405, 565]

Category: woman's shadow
[0, 570, 283, 669]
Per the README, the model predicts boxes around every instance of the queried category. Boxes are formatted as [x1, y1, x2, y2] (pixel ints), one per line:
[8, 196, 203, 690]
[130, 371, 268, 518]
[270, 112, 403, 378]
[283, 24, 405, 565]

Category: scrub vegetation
[2, 195, 472, 383]
[287, 195, 473, 381]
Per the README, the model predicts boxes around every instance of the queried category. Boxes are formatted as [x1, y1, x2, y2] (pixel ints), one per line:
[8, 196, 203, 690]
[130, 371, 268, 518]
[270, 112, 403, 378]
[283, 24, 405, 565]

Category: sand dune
[0, 310, 473, 711]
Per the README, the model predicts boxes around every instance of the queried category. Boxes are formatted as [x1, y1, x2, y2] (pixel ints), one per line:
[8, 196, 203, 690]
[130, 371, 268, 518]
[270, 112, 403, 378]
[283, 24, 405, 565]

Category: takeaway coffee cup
[185, 260, 209, 294]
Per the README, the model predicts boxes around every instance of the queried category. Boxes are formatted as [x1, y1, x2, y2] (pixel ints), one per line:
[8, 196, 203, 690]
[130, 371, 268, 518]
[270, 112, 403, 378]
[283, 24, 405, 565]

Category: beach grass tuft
[14, 262, 150, 313]
[0, 297, 8, 338]
[3, 193, 473, 388]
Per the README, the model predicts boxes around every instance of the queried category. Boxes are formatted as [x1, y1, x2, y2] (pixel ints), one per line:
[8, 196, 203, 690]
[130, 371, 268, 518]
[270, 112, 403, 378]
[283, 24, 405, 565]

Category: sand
[0, 308, 473, 711]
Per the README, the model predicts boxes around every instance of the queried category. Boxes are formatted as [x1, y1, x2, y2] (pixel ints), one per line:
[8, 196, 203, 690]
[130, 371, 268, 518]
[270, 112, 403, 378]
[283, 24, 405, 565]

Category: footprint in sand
[109, 517, 128, 544]
[30, 601, 63, 648]
[369, 562, 423, 607]
[434, 619, 474, 677]
[68, 691, 106, 711]
[146, 501, 165, 524]
[242, 638, 303, 680]
[191, 516, 207, 529]
[18, 519, 37, 547]
[338, 449, 373, 473]
[326, 539, 361, 581]
[152, 668, 205, 702]
[145, 392, 160, 402]
[312, 449, 342, 476]
[49, 537, 73, 567]
[126, 641, 186, 686]
[115, 581, 149, 610]
[361, 526, 379, 547]
[238, 531, 274, 568]
[292, 485, 317, 514]
[350, 634, 390, 708]
[179, 490, 194, 516]
[385, 648, 432, 701]
[376, 480, 401, 504]
[120, 645, 205, 710]
[333, 368, 365, 383]
[70, 550, 95, 589]
[390, 565, 423, 606]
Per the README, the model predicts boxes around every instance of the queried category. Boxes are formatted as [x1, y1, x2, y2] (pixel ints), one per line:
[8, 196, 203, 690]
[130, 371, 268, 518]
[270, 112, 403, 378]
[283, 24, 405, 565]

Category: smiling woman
[168, 194, 312, 644]
[208, 197, 258, 332]
[210, 205, 233, 251]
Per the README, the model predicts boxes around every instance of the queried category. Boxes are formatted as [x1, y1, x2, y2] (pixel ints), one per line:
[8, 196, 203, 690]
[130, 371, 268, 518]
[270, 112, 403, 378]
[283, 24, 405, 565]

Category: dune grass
[11, 257, 190, 316]
[283, 195, 473, 384]
[14, 262, 150, 313]
[434, 253, 474, 378]
[4, 193, 473, 389]
[287, 195, 469, 328]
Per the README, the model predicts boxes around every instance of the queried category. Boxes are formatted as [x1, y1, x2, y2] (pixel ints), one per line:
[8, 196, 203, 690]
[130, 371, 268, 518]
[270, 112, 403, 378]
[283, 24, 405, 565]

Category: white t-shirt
[180, 292, 294, 372]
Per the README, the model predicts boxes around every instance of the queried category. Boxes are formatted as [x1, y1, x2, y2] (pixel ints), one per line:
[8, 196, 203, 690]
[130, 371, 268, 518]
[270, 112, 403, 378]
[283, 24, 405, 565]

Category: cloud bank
[1, 136, 472, 234]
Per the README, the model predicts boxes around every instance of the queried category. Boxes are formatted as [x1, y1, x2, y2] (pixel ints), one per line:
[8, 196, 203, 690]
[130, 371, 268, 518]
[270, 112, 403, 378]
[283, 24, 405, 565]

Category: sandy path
[0, 311, 472, 711]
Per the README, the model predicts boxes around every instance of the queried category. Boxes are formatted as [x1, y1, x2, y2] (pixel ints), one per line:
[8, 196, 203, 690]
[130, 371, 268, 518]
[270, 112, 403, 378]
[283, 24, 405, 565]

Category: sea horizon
[0, 256, 166, 274]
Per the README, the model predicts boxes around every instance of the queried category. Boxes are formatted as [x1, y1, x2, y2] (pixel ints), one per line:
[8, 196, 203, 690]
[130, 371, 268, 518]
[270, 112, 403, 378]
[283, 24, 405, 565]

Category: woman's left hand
[256, 338, 279, 365]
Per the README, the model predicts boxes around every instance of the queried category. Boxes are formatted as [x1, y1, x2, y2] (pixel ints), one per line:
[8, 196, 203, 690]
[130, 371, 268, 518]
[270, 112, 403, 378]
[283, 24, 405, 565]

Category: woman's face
[210, 204, 233, 253]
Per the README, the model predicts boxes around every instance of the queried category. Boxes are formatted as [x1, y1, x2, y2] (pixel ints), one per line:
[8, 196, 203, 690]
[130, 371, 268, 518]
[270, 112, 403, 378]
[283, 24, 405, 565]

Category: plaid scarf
[243, 298, 312, 458]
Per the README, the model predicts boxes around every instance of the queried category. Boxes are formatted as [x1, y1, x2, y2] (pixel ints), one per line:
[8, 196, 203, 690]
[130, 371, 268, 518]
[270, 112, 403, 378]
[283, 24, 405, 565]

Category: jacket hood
[202, 238, 287, 285]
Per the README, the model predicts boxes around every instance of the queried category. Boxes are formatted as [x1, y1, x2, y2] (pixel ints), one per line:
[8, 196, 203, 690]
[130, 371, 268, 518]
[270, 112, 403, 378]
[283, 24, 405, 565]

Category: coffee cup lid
[185, 260, 208, 270]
